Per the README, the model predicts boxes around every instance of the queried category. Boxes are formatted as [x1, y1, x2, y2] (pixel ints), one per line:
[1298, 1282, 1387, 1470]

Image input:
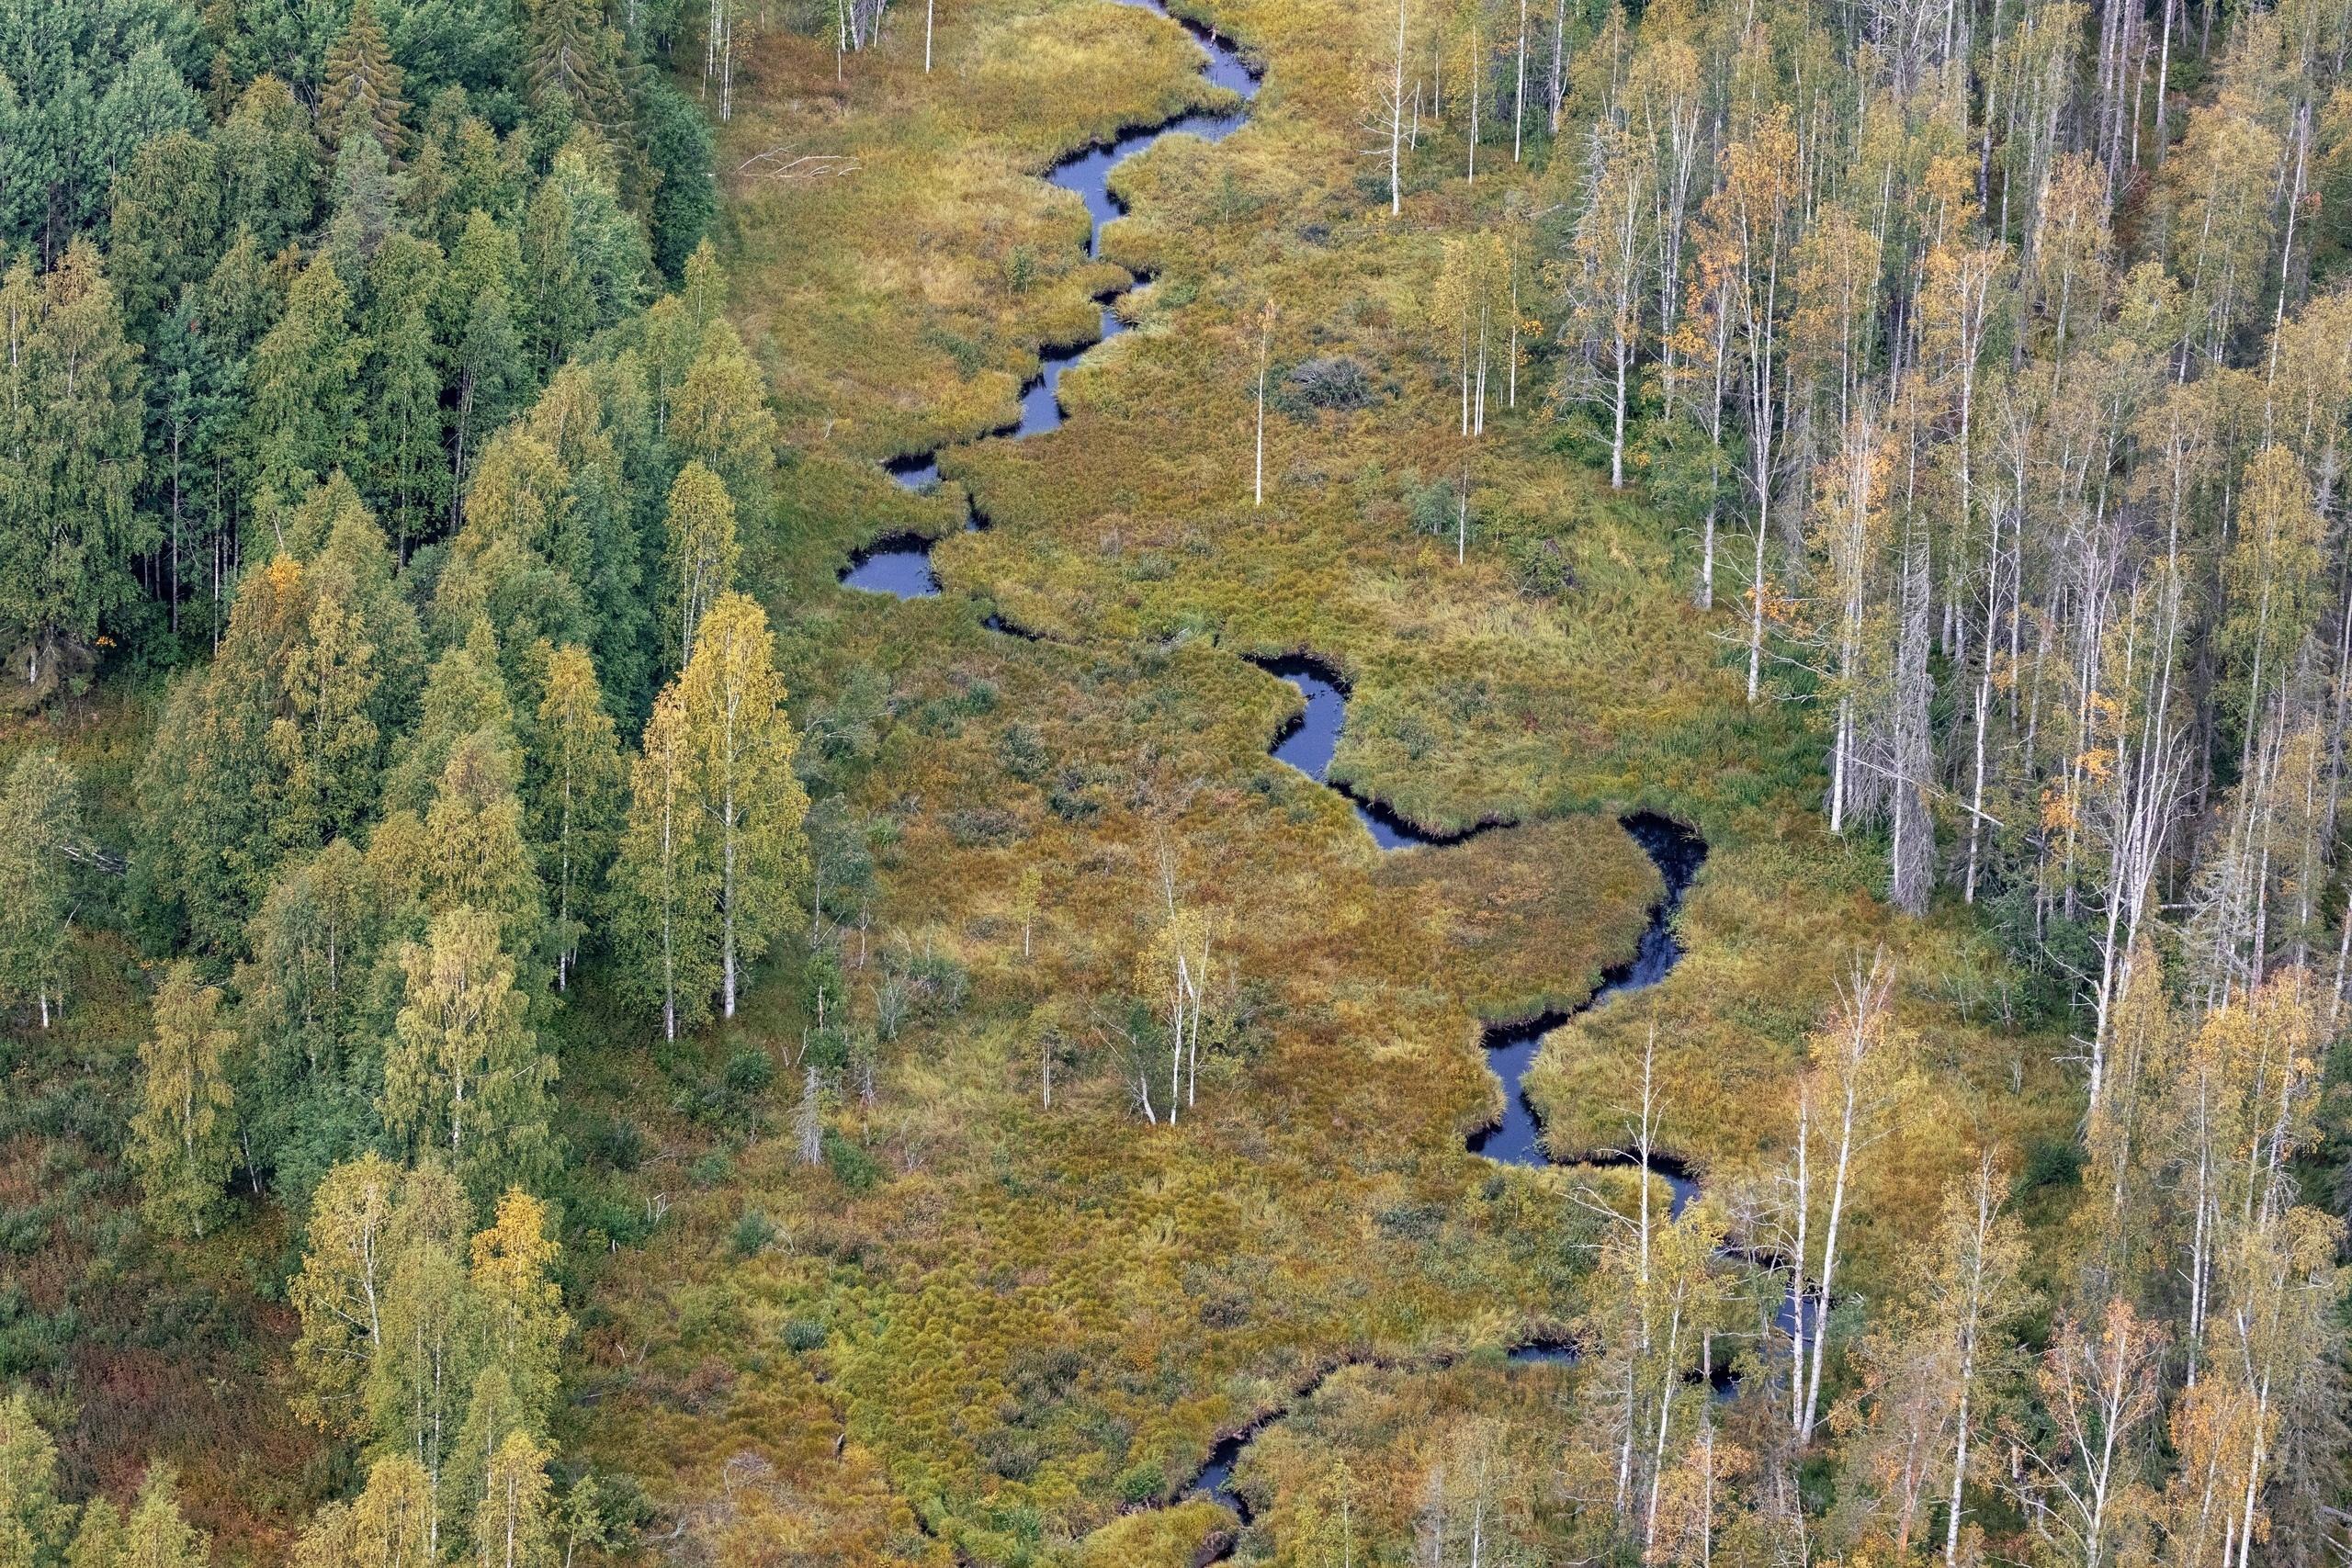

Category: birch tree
[1363, 0, 1413, 216]
[1788, 948, 1904, 1448]
[526, 646, 624, 992]
[1690, 108, 1802, 704]
[0, 750, 88, 1028]
[614, 690, 705, 1040]
[672, 592, 808, 1021]
[130, 962, 239, 1240]
[1561, 122, 1650, 489]
[380, 907, 554, 1201]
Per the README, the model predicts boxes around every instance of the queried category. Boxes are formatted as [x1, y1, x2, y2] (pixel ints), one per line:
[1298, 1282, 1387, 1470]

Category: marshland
[5, 0, 2350, 1560]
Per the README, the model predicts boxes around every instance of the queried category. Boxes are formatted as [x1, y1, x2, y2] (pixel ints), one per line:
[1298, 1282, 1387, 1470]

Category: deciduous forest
[3, 0, 2351, 1557]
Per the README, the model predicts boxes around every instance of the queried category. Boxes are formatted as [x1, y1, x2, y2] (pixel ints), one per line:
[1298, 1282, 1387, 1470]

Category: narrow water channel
[848, 0, 1260, 596]
[1473, 812, 1708, 1187]
[825, 4, 1736, 1544]
[1249, 655, 1469, 850]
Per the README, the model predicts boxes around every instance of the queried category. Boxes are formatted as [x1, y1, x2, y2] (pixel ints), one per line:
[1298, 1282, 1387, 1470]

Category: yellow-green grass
[564, 614, 1668, 1553]
[551, 0, 2100, 1553]
[0, 0, 2096, 1552]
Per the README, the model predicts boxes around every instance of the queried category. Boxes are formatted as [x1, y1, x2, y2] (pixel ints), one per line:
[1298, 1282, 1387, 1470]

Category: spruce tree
[215, 75, 322, 255]
[363, 237, 452, 553]
[520, 0, 631, 142]
[107, 131, 226, 341]
[319, 0, 408, 156]
[325, 114, 400, 278]
[517, 147, 650, 371]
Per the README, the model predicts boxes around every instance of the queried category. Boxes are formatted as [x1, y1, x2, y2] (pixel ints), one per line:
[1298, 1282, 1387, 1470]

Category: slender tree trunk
[1512, 0, 1527, 162]
[1389, 0, 1407, 214]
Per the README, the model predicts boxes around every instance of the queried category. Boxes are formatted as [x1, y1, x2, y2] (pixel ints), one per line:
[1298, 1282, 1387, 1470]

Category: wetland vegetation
[6, 0, 2352, 1558]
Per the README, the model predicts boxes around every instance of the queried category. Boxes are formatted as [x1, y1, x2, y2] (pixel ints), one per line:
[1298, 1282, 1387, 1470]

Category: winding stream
[1248, 655, 1489, 850]
[828, 5, 1731, 1547]
[843, 0, 1259, 595]
[1473, 811, 1708, 1198]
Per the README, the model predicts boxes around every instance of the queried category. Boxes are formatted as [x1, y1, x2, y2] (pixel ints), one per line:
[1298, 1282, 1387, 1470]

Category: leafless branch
[734, 147, 861, 183]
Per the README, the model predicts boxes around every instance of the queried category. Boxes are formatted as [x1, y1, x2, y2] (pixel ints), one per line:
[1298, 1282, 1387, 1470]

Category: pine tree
[130, 962, 240, 1240]
[528, 647, 624, 990]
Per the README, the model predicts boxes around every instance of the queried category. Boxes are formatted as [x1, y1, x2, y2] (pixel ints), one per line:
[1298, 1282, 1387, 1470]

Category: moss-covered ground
[0, 0, 2091, 1556]
[559, 0, 2085, 1560]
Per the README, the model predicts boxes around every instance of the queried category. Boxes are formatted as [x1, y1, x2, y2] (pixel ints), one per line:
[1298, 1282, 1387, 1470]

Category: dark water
[1250, 655, 1463, 850]
[877, 0, 1261, 491]
[1468, 812, 1707, 1179]
[839, 533, 942, 598]
[1190, 1430, 1250, 1516]
[1464, 1012, 1568, 1166]
[982, 612, 1046, 641]
[1065, 0, 1257, 259]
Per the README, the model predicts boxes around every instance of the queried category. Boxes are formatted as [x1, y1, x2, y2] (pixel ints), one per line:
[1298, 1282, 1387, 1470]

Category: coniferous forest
[5, 0, 2352, 1557]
